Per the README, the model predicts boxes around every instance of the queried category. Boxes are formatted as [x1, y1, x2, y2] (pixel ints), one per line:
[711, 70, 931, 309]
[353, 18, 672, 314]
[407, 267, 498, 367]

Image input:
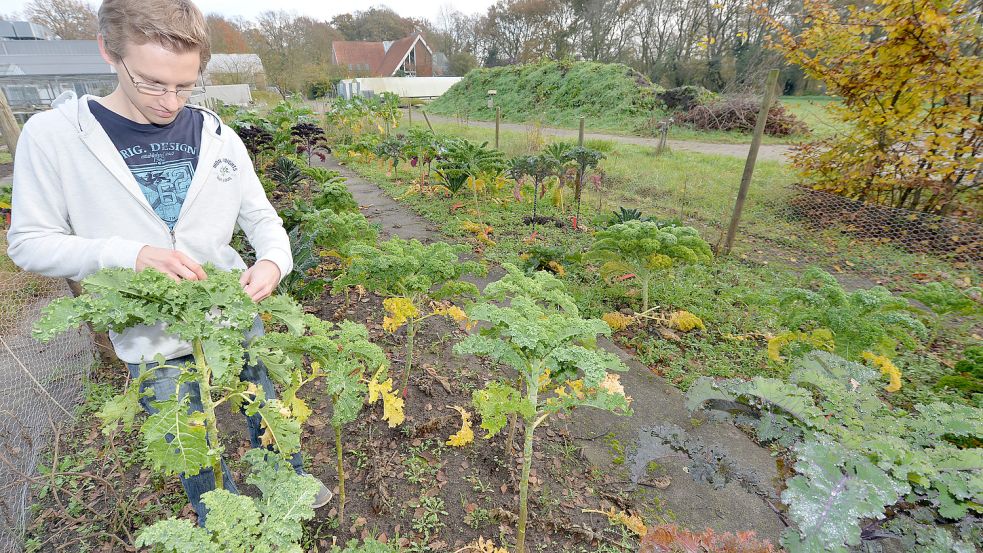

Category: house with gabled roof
[331, 31, 435, 78]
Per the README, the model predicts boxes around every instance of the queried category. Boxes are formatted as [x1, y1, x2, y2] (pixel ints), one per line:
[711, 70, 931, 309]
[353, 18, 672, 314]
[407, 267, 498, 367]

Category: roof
[332, 40, 386, 73]
[0, 20, 56, 40]
[0, 39, 114, 76]
[205, 53, 264, 75]
[332, 33, 432, 77]
[376, 34, 418, 77]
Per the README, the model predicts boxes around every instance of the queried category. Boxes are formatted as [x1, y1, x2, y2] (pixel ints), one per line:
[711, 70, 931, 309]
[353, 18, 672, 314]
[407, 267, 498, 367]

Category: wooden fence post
[422, 110, 435, 134]
[0, 89, 21, 158]
[574, 117, 586, 229]
[721, 69, 779, 256]
[495, 106, 501, 150]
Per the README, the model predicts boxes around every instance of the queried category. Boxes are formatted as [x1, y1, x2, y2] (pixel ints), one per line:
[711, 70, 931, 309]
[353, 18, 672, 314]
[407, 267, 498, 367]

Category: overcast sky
[4, 1, 496, 24]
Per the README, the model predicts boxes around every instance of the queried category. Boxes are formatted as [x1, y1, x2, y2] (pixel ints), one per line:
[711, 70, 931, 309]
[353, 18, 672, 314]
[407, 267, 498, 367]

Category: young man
[6, 0, 331, 525]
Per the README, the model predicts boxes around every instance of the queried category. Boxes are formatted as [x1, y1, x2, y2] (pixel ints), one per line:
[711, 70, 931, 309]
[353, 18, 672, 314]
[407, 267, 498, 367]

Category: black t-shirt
[89, 100, 204, 230]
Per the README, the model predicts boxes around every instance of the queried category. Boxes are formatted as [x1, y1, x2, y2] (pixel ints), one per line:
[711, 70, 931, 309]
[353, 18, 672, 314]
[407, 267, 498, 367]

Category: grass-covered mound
[427, 60, 664, 130]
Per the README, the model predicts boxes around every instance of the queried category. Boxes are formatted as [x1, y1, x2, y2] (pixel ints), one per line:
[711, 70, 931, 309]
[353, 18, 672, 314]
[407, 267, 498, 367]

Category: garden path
[423, 114, 794, 162]
[324, 155, 790, 543]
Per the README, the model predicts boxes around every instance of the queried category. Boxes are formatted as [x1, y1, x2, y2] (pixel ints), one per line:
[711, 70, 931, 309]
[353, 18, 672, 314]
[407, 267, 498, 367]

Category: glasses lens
[135, 82, 168, 96]
[179, 88, 206, 100]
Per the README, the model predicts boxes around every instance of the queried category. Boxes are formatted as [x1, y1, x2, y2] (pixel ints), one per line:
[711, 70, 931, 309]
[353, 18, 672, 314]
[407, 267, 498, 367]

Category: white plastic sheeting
[337, 77, 462, 100]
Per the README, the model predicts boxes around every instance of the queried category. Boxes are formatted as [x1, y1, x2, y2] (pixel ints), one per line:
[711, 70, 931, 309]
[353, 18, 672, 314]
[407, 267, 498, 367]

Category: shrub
[765, 0, 981, 215]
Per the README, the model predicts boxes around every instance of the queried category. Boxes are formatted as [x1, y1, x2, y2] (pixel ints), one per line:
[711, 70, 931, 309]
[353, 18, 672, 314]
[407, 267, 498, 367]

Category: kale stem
[193, 338, 224, 490]
[516, 370, 541, 553]
[401, 318, 416, 397]
[334, 423, 345, 523]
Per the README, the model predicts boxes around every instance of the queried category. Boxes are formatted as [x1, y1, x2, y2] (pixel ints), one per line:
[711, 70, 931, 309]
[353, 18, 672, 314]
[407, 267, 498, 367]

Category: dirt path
[326, 156, 788, 543]
[422, 114, 794, 163]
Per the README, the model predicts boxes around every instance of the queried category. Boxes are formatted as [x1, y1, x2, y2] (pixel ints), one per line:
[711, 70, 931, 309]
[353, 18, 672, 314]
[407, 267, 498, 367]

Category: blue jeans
[126, 320, 305, 526]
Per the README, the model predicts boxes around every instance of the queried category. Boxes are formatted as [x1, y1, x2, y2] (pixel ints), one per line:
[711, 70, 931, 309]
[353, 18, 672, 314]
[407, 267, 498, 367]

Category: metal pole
[495, 106, 501, 150]
[0, 89, 21, 158]
[722, 69, 779, 256]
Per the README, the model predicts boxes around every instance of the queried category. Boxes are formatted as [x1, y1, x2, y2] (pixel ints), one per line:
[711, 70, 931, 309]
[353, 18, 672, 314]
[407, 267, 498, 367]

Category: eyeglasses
[119, 58, 205, 99]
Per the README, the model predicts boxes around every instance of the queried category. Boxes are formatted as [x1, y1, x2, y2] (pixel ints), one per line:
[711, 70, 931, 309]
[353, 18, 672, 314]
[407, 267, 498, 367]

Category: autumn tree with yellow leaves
[766, 0, 982, 215]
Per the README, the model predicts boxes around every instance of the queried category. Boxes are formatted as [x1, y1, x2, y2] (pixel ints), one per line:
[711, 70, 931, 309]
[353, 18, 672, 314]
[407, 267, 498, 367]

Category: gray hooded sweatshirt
[6, 92, 292, 363]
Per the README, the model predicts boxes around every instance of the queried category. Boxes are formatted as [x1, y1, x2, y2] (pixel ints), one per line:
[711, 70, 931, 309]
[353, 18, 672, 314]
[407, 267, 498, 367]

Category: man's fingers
[245, 281, 274, 302]
[172, 263, 200, 282]
[175, 252, 207, 280]
[239, 268, 252, 286]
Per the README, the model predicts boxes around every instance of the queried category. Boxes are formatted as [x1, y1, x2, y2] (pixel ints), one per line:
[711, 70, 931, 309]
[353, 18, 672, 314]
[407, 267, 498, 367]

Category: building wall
[1, 75, 116, 108]
[336, 77, 462, 100]
[414, 42, 433, 78]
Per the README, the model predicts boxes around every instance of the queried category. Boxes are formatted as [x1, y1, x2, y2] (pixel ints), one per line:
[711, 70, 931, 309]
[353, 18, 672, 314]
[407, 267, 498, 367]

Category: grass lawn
[780, 95, 848, 139]
[418, 95, 846, 146]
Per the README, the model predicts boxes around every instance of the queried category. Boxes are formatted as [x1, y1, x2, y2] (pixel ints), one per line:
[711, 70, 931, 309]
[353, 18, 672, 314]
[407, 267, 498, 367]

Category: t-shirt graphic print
[89, 100, 204, 230]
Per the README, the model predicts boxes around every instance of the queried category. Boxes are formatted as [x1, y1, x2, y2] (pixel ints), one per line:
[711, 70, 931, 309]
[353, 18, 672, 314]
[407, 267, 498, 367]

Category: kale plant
[33, 268, 394, 537]
[587, 220, 713, 312]
[435, 138, 507, 190]
[772, 268, 928, 361]
[687, 350, 983, 553]
[454, 264, 632, 553]
[334, 238, 484, 395]
[135, 450, 318, 553]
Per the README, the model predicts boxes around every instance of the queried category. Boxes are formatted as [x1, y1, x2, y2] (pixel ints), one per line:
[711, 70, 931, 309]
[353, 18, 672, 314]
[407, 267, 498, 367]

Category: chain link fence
[0, 242, 96, 553]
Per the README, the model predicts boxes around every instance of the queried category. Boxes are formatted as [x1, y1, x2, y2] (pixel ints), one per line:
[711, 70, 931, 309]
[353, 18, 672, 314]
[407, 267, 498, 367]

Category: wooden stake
[495, 106, 501, 150]
[422, 110, 435, 134]
[574, 117, 585, 228]
[722, 69, 779, 256]
[0, 89, 21, 158]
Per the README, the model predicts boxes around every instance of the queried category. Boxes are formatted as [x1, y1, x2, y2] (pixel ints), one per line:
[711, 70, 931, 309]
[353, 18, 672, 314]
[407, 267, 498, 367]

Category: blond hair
[98, 0, 211, 67]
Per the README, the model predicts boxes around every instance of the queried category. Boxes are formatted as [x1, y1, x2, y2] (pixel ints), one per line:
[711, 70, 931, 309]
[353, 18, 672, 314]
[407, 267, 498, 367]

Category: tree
[207, 14, 250, 53]
[245, 11, 306, 97]
[331, 7, 419, 41]
[766, 0, 982, 215]
[24, 0, 96, 39]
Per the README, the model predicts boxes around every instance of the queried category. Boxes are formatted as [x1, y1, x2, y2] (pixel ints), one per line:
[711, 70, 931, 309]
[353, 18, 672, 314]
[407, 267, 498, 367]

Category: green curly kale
[776, 268, 928, 360]
[687, 350, 983, 552]
[34, 267, 377, 485]
[135, 449, 319, 553]
[299, 208, 379, 255]
[454, 264, 631, 553]
[587, 220, 712, 311]
[333, 237, 482, 299]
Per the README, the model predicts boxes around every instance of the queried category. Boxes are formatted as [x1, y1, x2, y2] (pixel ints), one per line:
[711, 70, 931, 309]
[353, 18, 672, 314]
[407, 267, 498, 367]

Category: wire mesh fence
[774, 186, 982, 265]
[0, 259, 96, 553]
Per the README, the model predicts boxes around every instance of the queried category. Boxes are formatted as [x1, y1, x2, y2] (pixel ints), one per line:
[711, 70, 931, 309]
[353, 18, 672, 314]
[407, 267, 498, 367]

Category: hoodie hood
[51, 90, 223, 136]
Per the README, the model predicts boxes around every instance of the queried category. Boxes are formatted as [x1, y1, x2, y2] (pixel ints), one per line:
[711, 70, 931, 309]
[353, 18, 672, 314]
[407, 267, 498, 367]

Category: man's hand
[240, 260, 281, 302]
[136, 246, 207, 282]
